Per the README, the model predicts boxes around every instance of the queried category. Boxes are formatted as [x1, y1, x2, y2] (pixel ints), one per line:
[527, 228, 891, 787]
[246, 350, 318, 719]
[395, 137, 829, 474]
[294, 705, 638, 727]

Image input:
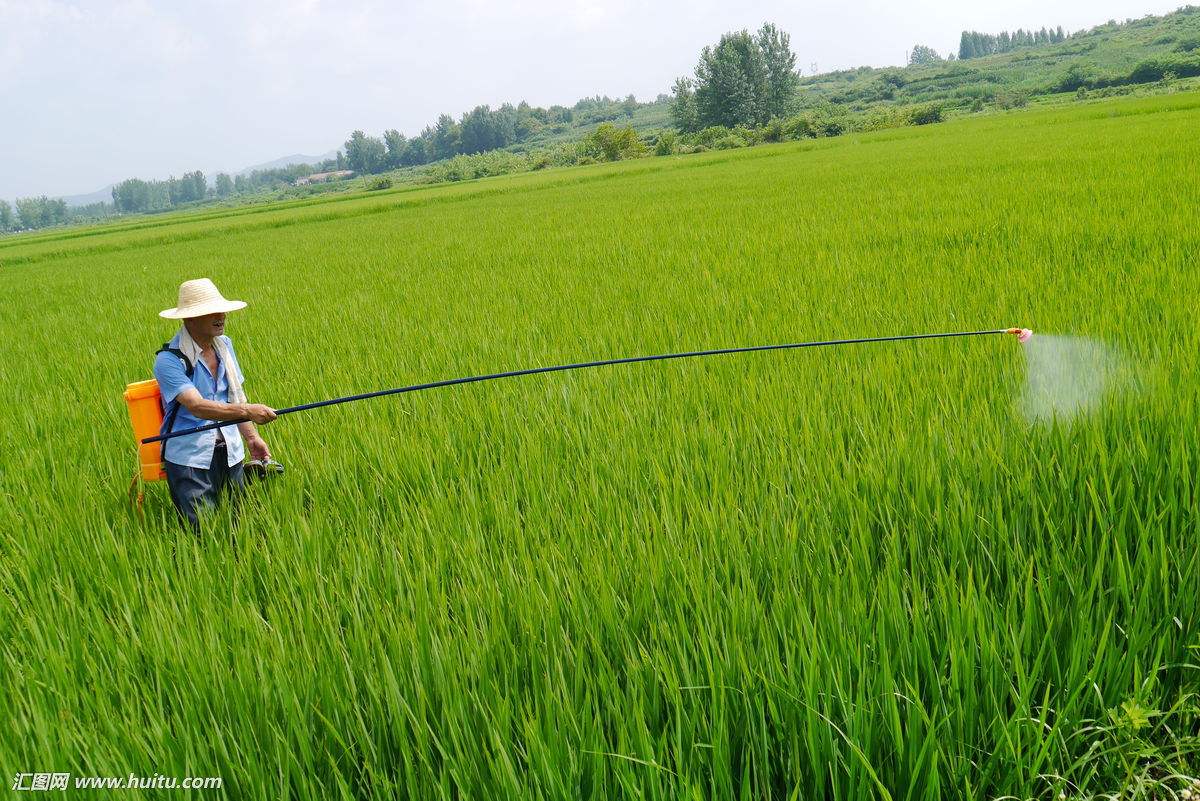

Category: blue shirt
[154, 332, 246, 469]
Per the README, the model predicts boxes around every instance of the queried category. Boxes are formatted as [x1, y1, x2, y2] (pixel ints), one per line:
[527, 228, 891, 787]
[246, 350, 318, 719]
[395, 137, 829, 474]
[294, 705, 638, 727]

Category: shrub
[905, 103, 944, 126]
[761, 118, 785, 143]
[1055, 64, 1096, 92]
[365, 177, 393, 191]
[994, 89, 1030, 109]
[782, 115, 815, 140]
[425, 151, 528, 183]
[584, 123, 648, 161]
[1129, 58, 1171, 83]
[654, 131, 678, 156]
[860, 109, 903, 131]
[814, 116, 847, 137]
[1126, 54, 1200, 83]
[730, 125, 760, 145]
[693, 126, 733, 148]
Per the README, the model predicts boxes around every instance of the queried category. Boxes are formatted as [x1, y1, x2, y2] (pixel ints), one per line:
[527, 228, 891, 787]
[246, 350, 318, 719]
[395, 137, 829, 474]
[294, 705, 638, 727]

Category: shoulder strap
[156, 344, 194, 455]
[156, 343, 194, 378]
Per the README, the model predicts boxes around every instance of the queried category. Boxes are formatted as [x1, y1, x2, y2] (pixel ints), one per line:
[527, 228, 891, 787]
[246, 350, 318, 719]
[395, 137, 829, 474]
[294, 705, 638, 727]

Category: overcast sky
[0, 0, 1186, 200]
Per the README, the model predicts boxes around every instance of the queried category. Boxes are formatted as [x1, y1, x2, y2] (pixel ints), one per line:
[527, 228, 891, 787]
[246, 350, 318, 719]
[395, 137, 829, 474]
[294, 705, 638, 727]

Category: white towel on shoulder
[177, 326, 247, 405]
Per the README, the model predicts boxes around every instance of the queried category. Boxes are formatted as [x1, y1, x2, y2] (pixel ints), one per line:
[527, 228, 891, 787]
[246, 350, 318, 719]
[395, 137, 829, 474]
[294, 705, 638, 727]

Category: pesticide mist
[1020, 334, 1122, 423]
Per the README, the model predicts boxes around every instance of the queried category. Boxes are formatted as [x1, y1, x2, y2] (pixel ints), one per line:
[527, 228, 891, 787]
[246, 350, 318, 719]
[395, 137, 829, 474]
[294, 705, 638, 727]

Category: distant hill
[56, 151, 338, 207]
[794, 5, 1200, 112]
[236, 151, 338, 176]
[61, 185, 117, 208]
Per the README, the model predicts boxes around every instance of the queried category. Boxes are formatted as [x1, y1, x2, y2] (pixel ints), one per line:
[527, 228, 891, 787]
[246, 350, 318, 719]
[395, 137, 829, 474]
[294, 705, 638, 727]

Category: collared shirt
[153, 332, 246, 469]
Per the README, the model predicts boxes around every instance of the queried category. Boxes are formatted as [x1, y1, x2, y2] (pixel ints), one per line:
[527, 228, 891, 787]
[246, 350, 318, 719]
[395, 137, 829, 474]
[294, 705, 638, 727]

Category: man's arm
[176, 387, 276, 425]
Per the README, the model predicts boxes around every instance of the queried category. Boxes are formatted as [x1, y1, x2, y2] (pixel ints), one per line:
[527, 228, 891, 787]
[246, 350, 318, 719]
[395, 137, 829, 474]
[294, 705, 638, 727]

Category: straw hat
[159, 278, 247, 319]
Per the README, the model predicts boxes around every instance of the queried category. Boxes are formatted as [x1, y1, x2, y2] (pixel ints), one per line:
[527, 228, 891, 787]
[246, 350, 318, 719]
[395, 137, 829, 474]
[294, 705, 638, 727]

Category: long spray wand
[143, 327, 1033, 445]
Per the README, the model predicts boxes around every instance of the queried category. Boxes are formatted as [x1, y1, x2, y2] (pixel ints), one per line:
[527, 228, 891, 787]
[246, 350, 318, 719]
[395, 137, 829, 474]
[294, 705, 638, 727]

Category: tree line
[342, 95, 645, 175]
[3, 93, 655, 230]
[958, 26, 1069, 60]
[0, 197, 69, 232]
[106, 157, 359, 214]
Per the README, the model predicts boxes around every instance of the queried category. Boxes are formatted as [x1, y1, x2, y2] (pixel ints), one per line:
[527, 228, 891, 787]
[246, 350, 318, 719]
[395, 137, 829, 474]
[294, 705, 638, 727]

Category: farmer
[154, 278, 277, 531]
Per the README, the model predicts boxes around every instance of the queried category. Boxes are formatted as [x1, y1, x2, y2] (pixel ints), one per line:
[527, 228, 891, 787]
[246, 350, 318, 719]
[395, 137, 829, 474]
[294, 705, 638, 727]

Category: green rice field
[2, 92, 1199, 799]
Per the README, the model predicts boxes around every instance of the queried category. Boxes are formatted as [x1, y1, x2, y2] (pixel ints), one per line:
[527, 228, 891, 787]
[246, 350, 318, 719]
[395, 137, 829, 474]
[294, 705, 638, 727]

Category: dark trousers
[164, 441, 245, 532]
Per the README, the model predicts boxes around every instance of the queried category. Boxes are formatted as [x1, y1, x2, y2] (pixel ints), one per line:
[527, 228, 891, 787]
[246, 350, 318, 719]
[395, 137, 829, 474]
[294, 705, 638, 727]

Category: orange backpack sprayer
[124, 378, 167, 509]
[124, 342, 199, 510]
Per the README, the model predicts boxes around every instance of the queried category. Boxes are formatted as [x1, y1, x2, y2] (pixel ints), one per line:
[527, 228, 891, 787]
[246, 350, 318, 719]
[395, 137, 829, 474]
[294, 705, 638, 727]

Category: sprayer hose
[143, 328, 1010, 445]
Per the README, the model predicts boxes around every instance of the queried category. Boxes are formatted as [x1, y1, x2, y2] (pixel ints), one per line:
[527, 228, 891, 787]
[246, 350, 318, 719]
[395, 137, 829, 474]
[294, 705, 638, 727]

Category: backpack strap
[156, 344, 195, 378]
[155, 344, 196, 452]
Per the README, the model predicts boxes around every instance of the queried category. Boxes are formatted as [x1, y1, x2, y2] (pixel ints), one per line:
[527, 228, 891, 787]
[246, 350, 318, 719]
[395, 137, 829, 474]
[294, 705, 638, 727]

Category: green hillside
[801, 5, 1200, 111]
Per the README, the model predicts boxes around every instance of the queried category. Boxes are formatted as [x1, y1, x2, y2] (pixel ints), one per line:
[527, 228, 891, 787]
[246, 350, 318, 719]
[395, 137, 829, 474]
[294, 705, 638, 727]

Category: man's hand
[243, 403, 278, 425]
[247, 435, 271, 462]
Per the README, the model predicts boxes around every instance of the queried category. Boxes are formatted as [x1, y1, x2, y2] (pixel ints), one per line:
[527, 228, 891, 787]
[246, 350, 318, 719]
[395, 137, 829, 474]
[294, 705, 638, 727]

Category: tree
[14, 197, 38, 228]
[344, 131, 387, 174]
[757, 23, 798, 119]
[182, 170, 206, 202]
[432, 114, 460, 160]
[515, 102, 541, 140]
[215, 173, 234, 198]
[15, 197, 38, 227]
[113, 178, 150, 212]
[669, 77, 699, 132]
[684, 24, 798, 130]
[401, 137, 428, 166]
[13, 196, 68, 229]
[959, 31, 975, 59]
[693, 30, 769, 128]
[622, 94, 638, 117]
[383, 129, 407, 169]
[146, 182, 171, 211]
[460, 105, 510, 154]
[0, 200, 11, 231]
[908, 44, 942, 66]
[48, 197, 67, 224]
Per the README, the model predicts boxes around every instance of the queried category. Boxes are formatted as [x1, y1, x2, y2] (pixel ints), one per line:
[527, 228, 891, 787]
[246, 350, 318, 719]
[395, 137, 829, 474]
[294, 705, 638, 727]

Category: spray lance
[142, 327, 1033, 450]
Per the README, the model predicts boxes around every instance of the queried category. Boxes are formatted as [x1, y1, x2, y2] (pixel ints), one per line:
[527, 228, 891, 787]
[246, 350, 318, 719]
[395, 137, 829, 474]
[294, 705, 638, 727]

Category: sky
[0, 0, 1187, 200]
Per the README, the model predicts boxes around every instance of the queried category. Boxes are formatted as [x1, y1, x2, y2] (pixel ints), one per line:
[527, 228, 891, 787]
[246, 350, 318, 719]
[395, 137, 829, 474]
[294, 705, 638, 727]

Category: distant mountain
[54, 150, 338, 206]
[236, 151, 338, 176]
[62, 185, 116, 208]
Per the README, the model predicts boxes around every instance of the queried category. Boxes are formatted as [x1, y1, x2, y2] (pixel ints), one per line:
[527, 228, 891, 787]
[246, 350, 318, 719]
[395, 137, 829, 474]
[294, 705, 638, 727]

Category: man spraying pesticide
[130, 303, 1034, 525]
[124, 279, 280, 531]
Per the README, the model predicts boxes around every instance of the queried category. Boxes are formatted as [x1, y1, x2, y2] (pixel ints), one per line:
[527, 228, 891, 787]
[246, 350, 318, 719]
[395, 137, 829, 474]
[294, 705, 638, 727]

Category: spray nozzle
[1007, 327, 1033, 344]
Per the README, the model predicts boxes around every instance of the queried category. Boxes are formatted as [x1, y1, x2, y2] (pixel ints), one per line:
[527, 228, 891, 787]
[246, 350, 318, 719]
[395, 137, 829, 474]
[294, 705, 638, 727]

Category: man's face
[186, 312, 227, 339]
